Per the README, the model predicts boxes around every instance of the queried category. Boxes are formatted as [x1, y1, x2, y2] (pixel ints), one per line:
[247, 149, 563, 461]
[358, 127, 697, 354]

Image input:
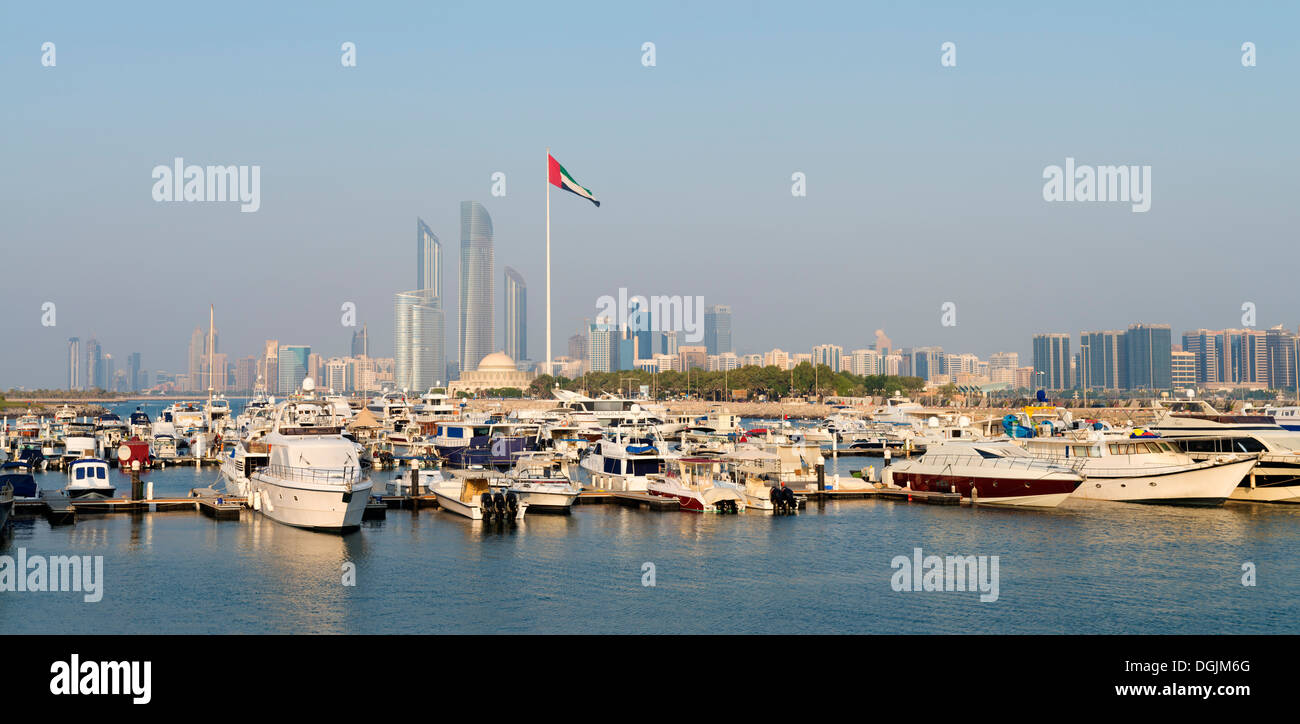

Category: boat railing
[259, 464, 366, 489]
[909, 454, 1083, 474]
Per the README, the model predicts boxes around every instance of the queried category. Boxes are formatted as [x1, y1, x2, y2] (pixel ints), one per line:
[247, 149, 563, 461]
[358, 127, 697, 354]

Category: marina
[2, 393, 1298, 635]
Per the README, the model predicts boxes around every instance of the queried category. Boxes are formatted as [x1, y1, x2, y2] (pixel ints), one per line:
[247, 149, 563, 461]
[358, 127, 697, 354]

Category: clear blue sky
[1, 1, 1296, 387]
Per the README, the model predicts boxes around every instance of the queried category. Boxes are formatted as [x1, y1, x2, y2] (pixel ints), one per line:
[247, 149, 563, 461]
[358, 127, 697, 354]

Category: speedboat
[646, 457, 746, 513]
[580, 430, 673, 492]
[66, 458, 115, 499]
[503, 452, 581, 513]
[246, 378, 372, 532]
[431, 473, 526, 521]
[884, 440, 1084, 507]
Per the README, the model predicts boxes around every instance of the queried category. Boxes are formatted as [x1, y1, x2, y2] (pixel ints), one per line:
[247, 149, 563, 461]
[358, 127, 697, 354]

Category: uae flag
[548, 154, 600, 207]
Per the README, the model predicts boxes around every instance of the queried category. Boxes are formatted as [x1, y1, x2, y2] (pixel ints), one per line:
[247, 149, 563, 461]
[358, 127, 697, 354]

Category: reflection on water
[1, 404, 1296, 633]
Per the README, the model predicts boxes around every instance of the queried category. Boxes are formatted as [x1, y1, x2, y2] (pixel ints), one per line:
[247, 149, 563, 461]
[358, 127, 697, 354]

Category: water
[2, 402, 1296, 634]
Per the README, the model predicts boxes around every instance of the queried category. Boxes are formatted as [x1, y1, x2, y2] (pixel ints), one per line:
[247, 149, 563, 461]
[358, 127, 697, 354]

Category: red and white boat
[883, 441, 1084, 507]
[647, 457, 746, 513]
[115, 437, 152, 470]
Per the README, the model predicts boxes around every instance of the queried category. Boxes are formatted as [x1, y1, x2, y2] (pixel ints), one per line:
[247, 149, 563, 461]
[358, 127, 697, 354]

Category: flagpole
[545, 147, 552, 379]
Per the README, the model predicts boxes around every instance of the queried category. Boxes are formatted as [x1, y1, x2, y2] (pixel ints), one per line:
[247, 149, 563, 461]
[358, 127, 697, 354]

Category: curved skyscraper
[395, 290, 445, 391]
[416, 217, 441, 304]
[459, 201, 494, 374]
[504, 266, 526, 363]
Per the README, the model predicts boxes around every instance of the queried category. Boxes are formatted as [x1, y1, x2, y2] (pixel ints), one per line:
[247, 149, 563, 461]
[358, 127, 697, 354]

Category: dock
[611, 491, 680, 511]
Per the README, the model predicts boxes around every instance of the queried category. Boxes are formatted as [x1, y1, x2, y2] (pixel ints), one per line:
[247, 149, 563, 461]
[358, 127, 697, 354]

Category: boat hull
[1070, 458, 1254, 506]
[887, 470, 1079, 508]
[249, 475, 372, 532]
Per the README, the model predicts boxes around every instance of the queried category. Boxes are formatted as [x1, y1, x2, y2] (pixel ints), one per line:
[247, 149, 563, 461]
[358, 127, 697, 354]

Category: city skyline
[3, 3, 1298, 388]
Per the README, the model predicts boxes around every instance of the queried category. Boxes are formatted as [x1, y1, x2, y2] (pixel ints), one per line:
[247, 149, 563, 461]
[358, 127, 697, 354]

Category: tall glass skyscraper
[704, 304, 732, 355]
[1031, 333, 1072, 390]
[1124, 323, 1172, 390]
[351, 324, 368, 358]
[67, 337, 81, 390]
[394, 290, 445, 391]
[459, 201, 495, 374]
[503, 266, 526, 362]
[417, 217, 441, 304]
[277, 345, 310, 394]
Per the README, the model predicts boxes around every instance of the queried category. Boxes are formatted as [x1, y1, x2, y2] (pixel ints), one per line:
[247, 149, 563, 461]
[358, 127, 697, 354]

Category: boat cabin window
[604, 458, 620, 474]
[628, 459, 661, 476]
[75, 467, 86, 480]
[96, 467, 107, 479]
[1070, 445, 1096, 457]
[974, 448, 1003, 459]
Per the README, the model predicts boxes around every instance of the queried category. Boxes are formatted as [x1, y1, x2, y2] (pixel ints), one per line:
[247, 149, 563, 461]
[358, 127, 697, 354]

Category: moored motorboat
[884, 441, 1084, 507]
[431, 473, 526, 521]
[246, 378, 372, 532]
[65, 458, 115, 499]
[503, 452, 581, 513]
[646, 457, 746, 513]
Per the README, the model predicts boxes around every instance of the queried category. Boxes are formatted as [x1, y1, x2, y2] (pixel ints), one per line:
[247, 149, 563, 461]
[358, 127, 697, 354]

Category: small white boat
[432, 474, 527, 521]
[66, 458, 115, 499]
[504, 452, 581, 513]
[646, 457, 746, 513]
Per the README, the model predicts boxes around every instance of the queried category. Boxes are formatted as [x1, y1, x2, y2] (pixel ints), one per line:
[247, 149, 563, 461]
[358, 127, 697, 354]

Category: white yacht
[247, 379, 372, 532]
[1020, 432, 1255, 506]
[884, 440, 1084, 507]
[580, 429, 674, 492]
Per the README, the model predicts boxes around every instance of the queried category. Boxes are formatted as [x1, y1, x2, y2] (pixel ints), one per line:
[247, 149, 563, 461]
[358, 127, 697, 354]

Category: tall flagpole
[545, 147, 552, 378]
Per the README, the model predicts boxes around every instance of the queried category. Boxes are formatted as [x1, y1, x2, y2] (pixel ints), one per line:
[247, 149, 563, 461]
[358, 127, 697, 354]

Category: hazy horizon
[3, 1, 1297, 388]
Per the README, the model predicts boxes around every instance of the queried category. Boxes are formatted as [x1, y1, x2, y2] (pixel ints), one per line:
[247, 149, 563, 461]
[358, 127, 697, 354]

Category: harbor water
[1, 401, 1296, 634]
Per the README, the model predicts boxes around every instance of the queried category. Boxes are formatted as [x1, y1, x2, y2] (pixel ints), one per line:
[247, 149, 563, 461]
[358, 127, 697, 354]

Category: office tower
[103, 354, 115, 393]
[662, 330, 680, 357]
[1123, 323, 1172, 390]
[188, 327, 204, 391]
[458, 201, 495, 374]
[588, 317, 614, 372]
[85, 338, 104, 390]
[277, 345, 310, 394]
[261, 341, 279, 393]
[628, 297, 655, 362]
[504, 266, 527, 362]
[1171, 350, 1196, 389]
[1266, 326, 1298, 391]
[913, 346, 945, 382]
[812, 344, 843, 372]
[1031, 333, 1071, 390]
[67, 337, 81, 390]
[351, 324, 369, 358]
[417, 217, 442, 304]
[235, 356, 258, 392]
[568, 333, 587, 364]
[678, 346, 708, 371]
[704, 305, 733, 355]
[395, 290, 446, 391]
[127, 352, 142, 392]
[1081, 330, 1126, 390]
[764, 348, 789, 369]
[1217, 329, 1268, 387]
[325, 357, 350, 393]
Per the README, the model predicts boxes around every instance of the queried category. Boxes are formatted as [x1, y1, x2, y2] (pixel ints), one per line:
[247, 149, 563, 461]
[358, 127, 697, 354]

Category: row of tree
[526, 362, 926, 400]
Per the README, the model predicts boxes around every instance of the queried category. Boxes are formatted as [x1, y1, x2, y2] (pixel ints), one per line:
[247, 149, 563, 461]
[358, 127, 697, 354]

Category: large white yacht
[884, 440, 1084, 507]
[247, 379, 372, 532]
[1020, 432, 1255, 506]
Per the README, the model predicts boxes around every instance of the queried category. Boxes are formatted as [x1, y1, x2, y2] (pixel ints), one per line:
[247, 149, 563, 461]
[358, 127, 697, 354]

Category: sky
[1, 1, 1297, 388]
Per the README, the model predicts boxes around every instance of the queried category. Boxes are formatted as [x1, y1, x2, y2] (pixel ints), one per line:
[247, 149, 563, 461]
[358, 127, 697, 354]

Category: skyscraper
[588, 317, 614, 373]
[67, 337, 81, 390]
[351, 324, 369, 358]
[417, 217, 442, 304]
[128, 352, 142, 392]
[1081, 330, 1126, 390]
[458, 201, 495, 374]
[1031, 333, 1071, 390]
[395, 290, 446, 391]
[704, 305, 732, 355]
[277, 345, 310, 394]
[1123, 323, 1172, 390]
[503, 266, 527, 362]
[85, 337, 104, 390]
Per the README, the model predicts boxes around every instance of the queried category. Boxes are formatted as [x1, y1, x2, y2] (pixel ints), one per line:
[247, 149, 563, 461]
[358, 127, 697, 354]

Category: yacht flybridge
[245, 378, 372, 532]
